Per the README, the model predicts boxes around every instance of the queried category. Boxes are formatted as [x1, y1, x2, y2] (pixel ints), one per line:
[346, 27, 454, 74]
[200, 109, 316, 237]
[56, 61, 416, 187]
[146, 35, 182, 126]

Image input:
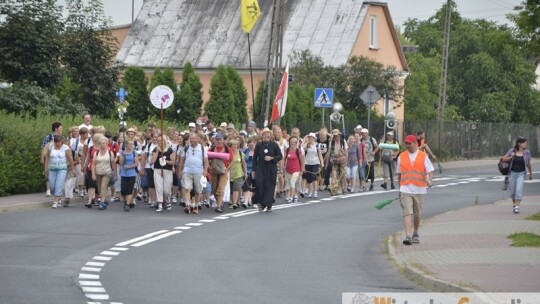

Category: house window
[369, 16, 378, 49]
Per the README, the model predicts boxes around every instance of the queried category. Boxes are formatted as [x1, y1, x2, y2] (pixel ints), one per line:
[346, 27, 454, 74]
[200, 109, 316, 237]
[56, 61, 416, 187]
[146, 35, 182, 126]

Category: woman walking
[284, 136, 305, 203]
[302, 133, 323, 198]
[92, 137, 116, 210]
[119, 139, 140, 211]
[501, 137, 533, 214]
[151, 135, 176, 212]
[229, 140, 247, 209]
[43, 135, 74, 208]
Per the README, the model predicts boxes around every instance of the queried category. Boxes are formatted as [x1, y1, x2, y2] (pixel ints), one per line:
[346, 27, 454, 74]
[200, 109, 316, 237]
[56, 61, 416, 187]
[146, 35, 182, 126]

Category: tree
[508, 0, 540, 60]
[226, 66, 248, 124]
[205, 65, 237, 124]
[253, 79, 265, 124]
[0, 0, 63, 88]
[175, 62, 203, 125]
[122, 66, 149, 122]
[63, 0, 120, 116]
[403, 3, 540, 124]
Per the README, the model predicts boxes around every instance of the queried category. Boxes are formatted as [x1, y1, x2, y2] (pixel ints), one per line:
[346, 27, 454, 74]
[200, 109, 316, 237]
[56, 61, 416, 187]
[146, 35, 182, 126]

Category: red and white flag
[270, 61, 289, 125]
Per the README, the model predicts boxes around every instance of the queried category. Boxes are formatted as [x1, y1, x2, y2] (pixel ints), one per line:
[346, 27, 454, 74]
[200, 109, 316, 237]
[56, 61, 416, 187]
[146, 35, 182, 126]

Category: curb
[1, 199, 85, 213]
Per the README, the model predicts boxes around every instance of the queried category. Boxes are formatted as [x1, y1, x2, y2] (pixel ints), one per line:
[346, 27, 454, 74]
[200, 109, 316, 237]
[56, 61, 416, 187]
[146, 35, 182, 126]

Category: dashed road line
[185, 222, 204, 226]
[198, 219, 216, 223]
[100, 251, 120, 256]
[79, 273, 99, 280]
[85, 262, 105, 267]
[81, 267, 101, 272]
[93, 256, 112, 261]
[174, 226, 192, 230]
[79, 281, 102, 286]
[115, 230, 169, 247]
[110, 247, 129, 251]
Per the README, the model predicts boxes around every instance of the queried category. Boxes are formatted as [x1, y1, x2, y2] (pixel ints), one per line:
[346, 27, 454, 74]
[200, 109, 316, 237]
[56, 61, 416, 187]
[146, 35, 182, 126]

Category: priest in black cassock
[252, 128, 282, 212]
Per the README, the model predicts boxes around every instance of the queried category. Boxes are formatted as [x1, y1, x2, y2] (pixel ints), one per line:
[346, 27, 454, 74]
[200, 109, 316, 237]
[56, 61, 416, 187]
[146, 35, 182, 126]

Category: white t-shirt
[305, 143, 320, 165]
[144, 143, 157, 169]
[78, 124, 93, 131]
[396, 150, 434, 195]
[183, 144, 206, 174]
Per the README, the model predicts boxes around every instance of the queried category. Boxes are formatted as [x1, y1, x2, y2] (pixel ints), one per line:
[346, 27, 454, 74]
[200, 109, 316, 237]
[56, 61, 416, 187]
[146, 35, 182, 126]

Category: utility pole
[261, 0, 284, 127]
[437, 0, 452, 149]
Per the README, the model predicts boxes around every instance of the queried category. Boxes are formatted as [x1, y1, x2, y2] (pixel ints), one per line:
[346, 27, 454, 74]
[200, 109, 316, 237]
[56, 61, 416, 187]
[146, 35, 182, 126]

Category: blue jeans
[509, 171, 526, 200]
[49, 170, 67, 197]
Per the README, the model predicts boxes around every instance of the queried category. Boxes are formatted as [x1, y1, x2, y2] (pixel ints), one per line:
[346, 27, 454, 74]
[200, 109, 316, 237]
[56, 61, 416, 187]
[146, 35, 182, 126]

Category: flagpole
[247, 33, 256, 121]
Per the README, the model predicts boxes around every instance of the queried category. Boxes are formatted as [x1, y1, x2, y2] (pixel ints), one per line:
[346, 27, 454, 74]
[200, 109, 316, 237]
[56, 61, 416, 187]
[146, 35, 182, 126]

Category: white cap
[188, 122, 196, 128]
[355, 125, 363, 130]
[307, 132, 317, 138]
[361, 128, 368, 133]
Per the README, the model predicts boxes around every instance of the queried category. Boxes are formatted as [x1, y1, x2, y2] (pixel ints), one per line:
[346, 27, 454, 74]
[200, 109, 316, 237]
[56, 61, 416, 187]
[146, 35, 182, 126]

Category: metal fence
[282, 120, 539, 159]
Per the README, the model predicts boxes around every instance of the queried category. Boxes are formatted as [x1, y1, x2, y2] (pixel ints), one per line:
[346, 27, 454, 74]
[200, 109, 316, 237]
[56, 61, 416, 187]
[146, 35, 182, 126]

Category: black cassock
[252, 140, 282, 208]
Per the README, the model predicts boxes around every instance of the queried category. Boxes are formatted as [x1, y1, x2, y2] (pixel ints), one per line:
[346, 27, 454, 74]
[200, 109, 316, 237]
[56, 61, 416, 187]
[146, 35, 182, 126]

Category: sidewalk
[387, 196, 540, 292]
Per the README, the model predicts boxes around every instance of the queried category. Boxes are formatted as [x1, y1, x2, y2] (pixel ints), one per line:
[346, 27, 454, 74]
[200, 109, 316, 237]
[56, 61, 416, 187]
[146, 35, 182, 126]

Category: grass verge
[508, 232, 540, 247]
[525, 212, 540, 221]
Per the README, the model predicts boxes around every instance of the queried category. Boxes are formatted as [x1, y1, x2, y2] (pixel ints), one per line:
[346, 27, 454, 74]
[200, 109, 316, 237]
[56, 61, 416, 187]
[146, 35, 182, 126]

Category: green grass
[525, 212, 540, 221]
[507, 232, 540, 247]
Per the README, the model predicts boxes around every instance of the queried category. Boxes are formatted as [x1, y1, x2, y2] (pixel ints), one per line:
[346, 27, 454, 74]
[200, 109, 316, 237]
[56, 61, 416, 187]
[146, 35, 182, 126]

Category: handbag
[210, 159, 227, 175]
[498, 153, 514, 176]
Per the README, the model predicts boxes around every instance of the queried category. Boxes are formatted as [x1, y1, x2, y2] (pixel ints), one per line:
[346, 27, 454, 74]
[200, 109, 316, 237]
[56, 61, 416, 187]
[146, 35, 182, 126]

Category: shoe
[63, 199, 69, 208]
[114, 197, 120, 202]
[300, 192, 305, 198]
[241, 203, 248, 209]
[164, 203, 172, 211]
[403, 236, 412, 245]
[369, 185, 374, 191]
[391, 184, 395, 190]
[93, 198, 99, 206]
[266, 208, 272, 213]
[215, 206, 223, 213]
[79, 192, 85, 198]
[258, 204, 265, 212]
[313, 192, 318, 198]
[362, 187, 366, 192]
[184, 206, 190, 214]
[203, 200, 210, 208]
[143, 193, 148, 203]
[286, 197, 292, 204]
[412, 233, 420, 244]
[136, 194, 142, 201]
[148, 202, 156, 208]
[74, 188, 79, 194]
[347, 185, 351, 192]
[52, 202, 58, 209]
[292, 197, 298, 204]
[513, 206, 520, 214]
[229, 204, 234, 209]
[98, 201, 108, 210]
[85, 201, 92, 208]
[381, 182, 387, 190]
[46, 190, 51, 197]
[306, 192, 312, 198]
[124, 203, 130, 211]
[156, 203, 163, 212]
[276, 192, 282, 198]
[192, 207, 199, 214]
[57, 199, 62, 208]
[240, 196, 245, 204]
[171, 197, 177, 204]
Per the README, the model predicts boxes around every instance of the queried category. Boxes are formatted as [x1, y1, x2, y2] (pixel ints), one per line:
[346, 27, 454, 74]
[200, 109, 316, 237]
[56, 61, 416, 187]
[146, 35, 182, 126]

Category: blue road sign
[116, 87, 128, 102]
[314, 88, 333, 108]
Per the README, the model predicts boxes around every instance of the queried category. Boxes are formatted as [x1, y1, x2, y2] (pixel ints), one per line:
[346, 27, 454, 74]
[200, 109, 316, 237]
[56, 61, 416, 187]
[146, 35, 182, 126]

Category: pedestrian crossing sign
[314, 88, 333, 108]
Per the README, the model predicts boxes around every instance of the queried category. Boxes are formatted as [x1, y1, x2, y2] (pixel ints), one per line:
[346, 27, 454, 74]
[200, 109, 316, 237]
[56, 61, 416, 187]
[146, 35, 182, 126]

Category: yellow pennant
[241, 0, 261, 33]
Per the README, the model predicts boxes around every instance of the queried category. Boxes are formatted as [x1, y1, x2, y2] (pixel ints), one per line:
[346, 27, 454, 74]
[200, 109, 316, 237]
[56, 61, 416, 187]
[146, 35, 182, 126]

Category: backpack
[209, 145, 228, 175]
[382, 139, 396, 163]
[329, 140, 346, 164]
[285, 147, 301, 166]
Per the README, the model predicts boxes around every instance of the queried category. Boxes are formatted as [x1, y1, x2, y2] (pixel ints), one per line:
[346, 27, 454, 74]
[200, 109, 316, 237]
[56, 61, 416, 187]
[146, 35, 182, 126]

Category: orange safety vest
[400, 151, 428, 187]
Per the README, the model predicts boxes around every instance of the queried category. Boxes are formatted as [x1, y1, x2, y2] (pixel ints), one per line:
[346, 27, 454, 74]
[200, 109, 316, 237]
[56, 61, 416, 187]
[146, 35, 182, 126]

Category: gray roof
[117, 0, 378, 69]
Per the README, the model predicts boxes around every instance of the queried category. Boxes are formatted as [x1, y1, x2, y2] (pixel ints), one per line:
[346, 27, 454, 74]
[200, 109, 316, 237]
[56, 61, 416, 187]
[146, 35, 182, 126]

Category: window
[369, 15, 378, 49]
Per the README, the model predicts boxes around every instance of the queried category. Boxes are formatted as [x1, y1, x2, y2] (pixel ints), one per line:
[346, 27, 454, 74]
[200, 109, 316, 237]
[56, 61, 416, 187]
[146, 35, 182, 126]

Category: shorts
[231, 177, 244, 192]
[85, 170, 97, 189]
[358, 162, 366, 180]
[286, 172, 301, 188]
[120, 176, 136, 196]
[145, 168, 155, 188]
[304, 164, 319, 183]
[400, 193, 424, 217]
[242, 175, 255, 192]
[182, 172, 203, 194]
[346, 165, 358, 179]
[382, 160, 396, 179]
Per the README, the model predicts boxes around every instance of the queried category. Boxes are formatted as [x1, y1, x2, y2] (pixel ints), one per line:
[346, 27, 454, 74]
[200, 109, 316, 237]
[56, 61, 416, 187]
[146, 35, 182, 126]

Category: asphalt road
[0, 166, 538, 304]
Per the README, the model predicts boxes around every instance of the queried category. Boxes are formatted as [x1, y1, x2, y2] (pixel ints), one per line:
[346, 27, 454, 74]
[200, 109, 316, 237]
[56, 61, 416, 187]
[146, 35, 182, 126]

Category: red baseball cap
[404, 134, 417, 144]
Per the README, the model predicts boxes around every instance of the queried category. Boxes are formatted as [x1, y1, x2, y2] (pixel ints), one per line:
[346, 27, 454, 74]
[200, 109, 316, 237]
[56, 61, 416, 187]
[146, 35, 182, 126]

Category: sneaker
[156, 203, 163, 212]
[381, 182, 387, 190]
[241, 203, 248, 209]
[513, 206, 520, 214]
[136, 194, 142, 201]
[203, 200, 210, 208]
[171, 197, 177, 204]
[240, 196, 245, 204]
[85, 201, 92, 208]
[74, 188, 79, 194]
[300, 191, 305, 198]
[124, 203, 130, 211]
[232, 204, 238, 209]
[52, 202, 58, 209]
[412, 233, 420, 244]
[292, 197, 298, 204]
[148, 202, 156, 208]
[403, 236, 412, 245]
[164, 203, 172, 211]
[215, 206, 223, 213]
[258, 204, 265, 212]
[143, 193, 148, 203]
[347, 185, 351, 192]
[57, 199, 62, 208]
[286, 197, 292, 204]
[114, 197, 120, 202]
[98, 200, 108, 210]
[369, 185, 374, 191]
[313, 192, 318, 198]
[63, 199, 70, 208]
[184, 206, 190, 214]
[79, 192, 85, 198]
[46, 190, 51, 197]
[306, 192, 312, 198]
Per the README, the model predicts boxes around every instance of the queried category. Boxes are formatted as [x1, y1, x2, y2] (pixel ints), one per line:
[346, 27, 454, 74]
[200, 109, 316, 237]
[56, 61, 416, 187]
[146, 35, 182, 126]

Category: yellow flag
[241, 0, 261, 33]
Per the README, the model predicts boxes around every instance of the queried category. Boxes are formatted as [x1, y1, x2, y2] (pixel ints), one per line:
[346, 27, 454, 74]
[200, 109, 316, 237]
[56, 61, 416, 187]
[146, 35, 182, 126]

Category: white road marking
[186, 223, 203, 226]
[87, 302, 102, 304]
[230, 211, 259, 217]
[131, 231, 182, 247]
[79, 273, 99, 280]
[174, 226, 192, 230]
[213, 216, 229, 220]
[115, 230, 169, 247]
[198, 219, 216, 223]
[110, 247, 129, 251]
[79, 281, 102, 286]
[100, 251, 120, 256]
[92, 256, 112, 261]
[85, 262, 105, 267]
[82, 287, 106, 293]
[308, 200, 321, 203]
[85, 294, 109, 300]
[81, 267, 101, 272]
[320, 198, 335, 201]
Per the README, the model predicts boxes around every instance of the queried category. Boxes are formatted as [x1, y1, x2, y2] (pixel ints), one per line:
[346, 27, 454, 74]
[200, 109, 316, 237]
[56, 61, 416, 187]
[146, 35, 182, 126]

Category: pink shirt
[285, 149, 301, 174]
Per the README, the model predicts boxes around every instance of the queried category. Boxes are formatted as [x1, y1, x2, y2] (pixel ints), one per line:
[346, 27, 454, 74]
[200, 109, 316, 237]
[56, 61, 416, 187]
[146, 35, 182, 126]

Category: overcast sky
[56, 0, 522, 28]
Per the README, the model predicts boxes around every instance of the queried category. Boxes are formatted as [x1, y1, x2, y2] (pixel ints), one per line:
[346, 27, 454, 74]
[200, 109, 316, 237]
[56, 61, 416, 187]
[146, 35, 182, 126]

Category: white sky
[55, 0, 522, 28]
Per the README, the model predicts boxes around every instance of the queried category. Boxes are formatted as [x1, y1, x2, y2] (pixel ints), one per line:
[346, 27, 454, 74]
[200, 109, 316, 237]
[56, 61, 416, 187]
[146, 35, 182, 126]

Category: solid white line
[110, 247, 129, 251]
[186, 223, 203, 226]
[82, 287, 106, 293]
[131, 231, 182, 247]
[198, 219, 216, 223]
[81, 267, 101, 272]
[85, 262, 105, 267]
[87, 302, 102, 304]
[85, 294, 109, 300]
[308, 200, 321, 203]
[79, 281, 102, 286]
[115, 230, 169, 247]
[222, 210, 253, 216]
[100, 251, 120, 256]
[174, 226, 192, 230]
[93, 256, 112, 261]
[110, 302, 124, 304]
[320, 198, 335, 201]
[79, 273, 100, 280]
[213, 216, 229, 220]
[230, 211, 259, 217]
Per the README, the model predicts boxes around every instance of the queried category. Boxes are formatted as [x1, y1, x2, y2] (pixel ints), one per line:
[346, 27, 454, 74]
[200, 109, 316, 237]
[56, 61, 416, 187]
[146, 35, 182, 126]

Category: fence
[282, 120, 539, 159]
